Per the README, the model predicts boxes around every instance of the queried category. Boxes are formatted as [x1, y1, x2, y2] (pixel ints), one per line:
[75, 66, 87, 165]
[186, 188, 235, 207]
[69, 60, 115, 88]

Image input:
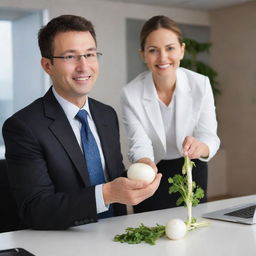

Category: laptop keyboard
[224, 205, 256, 219]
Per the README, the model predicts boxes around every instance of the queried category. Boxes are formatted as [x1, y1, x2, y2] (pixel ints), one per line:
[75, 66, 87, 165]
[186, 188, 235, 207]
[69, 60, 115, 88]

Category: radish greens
[168, 156, 208, 230]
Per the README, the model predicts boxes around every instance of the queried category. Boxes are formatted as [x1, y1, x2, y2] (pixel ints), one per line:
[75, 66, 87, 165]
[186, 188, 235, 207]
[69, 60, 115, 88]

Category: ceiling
[104, 0, 253, 10]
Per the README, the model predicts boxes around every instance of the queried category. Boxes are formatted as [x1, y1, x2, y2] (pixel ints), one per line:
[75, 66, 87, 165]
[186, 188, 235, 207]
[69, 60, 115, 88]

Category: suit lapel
[143, 72, 166, 151]
[43, 88, 90, 186]
[175, 68, 193, 152]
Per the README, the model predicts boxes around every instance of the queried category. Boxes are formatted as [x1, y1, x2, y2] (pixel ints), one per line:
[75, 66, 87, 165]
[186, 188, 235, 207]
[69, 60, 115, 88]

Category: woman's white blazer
[121, 67, 220, 164]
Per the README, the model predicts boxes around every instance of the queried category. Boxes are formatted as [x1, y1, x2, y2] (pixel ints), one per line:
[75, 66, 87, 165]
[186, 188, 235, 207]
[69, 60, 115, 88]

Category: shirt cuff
[95, 184, 109, 214]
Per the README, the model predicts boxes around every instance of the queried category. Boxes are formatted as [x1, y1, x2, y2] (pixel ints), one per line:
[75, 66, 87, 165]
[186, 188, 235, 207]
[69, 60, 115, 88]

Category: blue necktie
[76, 109, 105, 185]
[76, 109, 114, 218]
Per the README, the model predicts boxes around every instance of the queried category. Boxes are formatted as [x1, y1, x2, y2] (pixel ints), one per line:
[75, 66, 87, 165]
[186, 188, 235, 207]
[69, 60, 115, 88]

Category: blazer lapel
[143, 72, 166, 151]
[175, 68, 193, 152]
[43, 88, 90, 186]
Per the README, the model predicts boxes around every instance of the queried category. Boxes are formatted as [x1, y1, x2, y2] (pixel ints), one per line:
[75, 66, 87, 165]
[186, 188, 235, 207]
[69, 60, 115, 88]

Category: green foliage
[168, 156, 207, 231]
[183, 38, 211, 55]
[168, 174, 204, 207]
[181, 38, 220, 97]
[113, 223, 165, 245]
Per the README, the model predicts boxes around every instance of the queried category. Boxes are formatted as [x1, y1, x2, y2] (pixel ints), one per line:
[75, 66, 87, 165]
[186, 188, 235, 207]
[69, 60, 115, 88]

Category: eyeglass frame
[45, 52, 103, 62]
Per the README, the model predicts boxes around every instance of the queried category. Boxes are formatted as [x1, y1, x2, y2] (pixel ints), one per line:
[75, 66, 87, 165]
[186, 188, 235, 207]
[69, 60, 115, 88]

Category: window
[0, 9, 48, 159]
[0, 21, 13, 146]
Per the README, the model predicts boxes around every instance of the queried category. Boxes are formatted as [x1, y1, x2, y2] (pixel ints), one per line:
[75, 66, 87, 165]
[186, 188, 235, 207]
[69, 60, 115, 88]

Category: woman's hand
[136, 157, 158, 173]
[182, 136, 209, 159]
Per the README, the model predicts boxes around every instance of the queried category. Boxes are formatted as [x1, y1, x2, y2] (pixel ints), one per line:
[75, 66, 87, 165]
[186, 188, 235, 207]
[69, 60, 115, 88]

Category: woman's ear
[180, 42, 186, 60]
[139, 50, 146, 63]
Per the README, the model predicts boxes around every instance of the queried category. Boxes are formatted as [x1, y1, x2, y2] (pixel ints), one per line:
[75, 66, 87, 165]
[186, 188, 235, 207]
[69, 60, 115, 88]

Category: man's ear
[41, 57, 52, 75]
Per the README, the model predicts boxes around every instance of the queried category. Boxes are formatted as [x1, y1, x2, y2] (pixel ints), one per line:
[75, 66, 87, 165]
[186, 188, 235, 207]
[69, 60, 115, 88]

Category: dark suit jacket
[2, 88, 127, 230]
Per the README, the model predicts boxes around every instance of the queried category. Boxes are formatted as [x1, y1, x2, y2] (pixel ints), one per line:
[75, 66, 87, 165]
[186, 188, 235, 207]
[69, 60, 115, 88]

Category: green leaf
[176, 196, 184, 206]
[180, 37, 220, 97]
[168, 177, 173, 184]
[113, 224, 165, 245]
[193, 187, 205, 207]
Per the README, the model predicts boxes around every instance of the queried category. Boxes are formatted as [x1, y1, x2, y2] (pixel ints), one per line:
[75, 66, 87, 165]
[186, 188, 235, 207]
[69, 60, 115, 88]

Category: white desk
[0, 195, 256, 256]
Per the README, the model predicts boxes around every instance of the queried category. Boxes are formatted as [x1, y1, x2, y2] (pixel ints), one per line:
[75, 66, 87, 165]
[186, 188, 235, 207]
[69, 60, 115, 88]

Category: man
[2, 15, 161, 230]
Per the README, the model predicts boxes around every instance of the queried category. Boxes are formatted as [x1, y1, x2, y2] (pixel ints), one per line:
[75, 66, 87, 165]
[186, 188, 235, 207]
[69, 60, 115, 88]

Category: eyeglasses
[47, 52, 102, 63]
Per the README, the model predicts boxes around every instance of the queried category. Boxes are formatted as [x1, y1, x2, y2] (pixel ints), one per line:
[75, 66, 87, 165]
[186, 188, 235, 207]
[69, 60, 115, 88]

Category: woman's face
[142, 28, 185, 79]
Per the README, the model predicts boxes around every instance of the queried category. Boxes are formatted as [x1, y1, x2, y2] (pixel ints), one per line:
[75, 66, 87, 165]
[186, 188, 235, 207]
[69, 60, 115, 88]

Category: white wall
[210, 2, 256, 198]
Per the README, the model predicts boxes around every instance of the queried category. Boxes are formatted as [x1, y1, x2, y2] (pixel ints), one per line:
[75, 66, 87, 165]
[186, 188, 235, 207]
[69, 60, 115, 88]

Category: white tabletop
[0, 195, 256, 256]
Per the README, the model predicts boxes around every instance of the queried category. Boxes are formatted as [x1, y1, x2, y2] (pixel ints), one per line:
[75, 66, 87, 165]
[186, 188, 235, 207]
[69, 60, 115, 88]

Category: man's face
[41, 31, 99, 107]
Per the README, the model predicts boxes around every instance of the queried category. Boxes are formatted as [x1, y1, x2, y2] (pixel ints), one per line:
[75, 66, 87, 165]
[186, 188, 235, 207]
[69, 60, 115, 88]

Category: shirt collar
[52, 86, 93, 121]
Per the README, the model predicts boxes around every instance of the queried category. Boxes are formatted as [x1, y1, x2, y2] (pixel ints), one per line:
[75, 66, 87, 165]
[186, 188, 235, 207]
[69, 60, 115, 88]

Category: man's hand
[182, 136, 209, 159]
[102, 174, 162, 205]
[136, 157, 158, 173]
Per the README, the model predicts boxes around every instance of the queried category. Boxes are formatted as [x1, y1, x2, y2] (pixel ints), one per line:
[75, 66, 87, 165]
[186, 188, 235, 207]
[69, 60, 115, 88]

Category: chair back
[0, 159, 20, 232]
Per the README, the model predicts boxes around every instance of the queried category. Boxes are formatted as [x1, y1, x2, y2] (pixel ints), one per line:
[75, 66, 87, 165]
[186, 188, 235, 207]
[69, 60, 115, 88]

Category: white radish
[165, 219, 187, 240]
[127, 163, 155, 183]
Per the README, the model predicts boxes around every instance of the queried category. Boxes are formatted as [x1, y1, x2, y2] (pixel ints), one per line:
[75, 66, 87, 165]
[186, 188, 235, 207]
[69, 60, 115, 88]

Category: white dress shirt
[52, 87, 108, 214]
[158, 93, 181, 160]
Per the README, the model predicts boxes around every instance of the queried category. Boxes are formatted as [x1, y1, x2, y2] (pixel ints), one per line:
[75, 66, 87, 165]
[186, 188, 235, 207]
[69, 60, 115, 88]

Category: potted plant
[181, 38, 220, 97]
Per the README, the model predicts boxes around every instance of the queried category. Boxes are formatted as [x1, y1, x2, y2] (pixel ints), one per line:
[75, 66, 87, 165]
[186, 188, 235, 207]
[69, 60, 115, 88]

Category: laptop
[202, 202, 256, 224]
[0, 248, 34, 256]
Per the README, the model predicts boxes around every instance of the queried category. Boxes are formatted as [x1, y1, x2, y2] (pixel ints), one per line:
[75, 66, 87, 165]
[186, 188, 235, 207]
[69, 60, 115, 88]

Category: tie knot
[76, 109, 88, 124]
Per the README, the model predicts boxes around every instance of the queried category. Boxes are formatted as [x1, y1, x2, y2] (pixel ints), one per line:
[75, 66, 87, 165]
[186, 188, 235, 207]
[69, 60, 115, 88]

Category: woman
[121, 15, 220, 213]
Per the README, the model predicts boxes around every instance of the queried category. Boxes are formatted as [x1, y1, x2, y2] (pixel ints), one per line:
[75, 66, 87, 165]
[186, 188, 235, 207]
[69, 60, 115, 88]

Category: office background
[0, 0, 255, 201]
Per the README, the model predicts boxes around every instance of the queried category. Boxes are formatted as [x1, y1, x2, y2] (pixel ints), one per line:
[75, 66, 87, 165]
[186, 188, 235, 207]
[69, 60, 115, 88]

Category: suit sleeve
[194, 77, 220, 161]
[3, 116, 98, 230]
[120, 88, 154, 163]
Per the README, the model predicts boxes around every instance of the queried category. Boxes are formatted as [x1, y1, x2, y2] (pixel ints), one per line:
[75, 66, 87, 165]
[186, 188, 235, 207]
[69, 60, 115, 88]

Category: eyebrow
[60, 47, 97, 55]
